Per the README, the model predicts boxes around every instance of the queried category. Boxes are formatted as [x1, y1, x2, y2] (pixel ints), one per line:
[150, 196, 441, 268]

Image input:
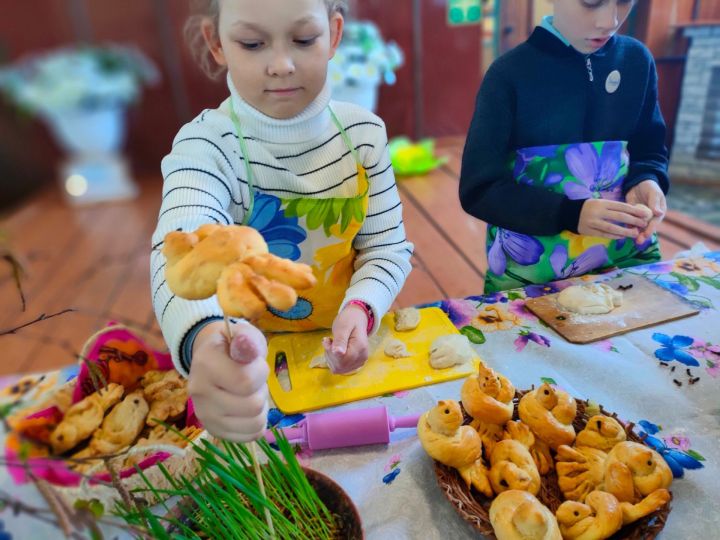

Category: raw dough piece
[384, 338, 411, 358]
[395, 307, 420, 332]
[309, 354, 330, 369]
[557, 284, 623, 315]
[429, 334, 474, 369]
[308, 352, 362, 374]
[634, 203, 653, 223]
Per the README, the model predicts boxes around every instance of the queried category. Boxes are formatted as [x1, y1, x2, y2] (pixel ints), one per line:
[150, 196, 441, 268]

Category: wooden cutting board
[266, 307, 482, 413]
[525, 274, 699, 344]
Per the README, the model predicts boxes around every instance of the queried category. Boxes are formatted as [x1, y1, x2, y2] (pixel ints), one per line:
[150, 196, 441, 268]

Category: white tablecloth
[1, 253, 719, 539]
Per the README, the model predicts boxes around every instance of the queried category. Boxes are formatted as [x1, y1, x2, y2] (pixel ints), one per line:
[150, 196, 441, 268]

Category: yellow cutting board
[266, 307, 482, 413]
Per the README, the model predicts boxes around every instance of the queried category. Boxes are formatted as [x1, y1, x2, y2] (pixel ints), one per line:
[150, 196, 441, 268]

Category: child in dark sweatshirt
[460, 0, 668, 292]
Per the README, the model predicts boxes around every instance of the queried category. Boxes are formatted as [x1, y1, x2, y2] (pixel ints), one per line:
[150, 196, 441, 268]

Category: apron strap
[329, 106, 370, 199]
[329, 106, 361, 164]
[230, 104, 255, 225]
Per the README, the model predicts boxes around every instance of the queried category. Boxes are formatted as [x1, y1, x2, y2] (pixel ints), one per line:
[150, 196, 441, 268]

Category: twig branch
[1, 252, 26, 311]
[0, 487, 149, 539]
[0, 309, 76, 336]
[31, 473, 75, 537]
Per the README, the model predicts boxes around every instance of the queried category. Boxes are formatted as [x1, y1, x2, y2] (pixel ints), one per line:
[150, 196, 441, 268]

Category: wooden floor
[2, 137, 719, 377]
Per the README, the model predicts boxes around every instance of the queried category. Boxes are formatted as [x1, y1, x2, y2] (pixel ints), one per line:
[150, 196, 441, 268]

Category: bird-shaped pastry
[163, 224, 316, 318]
[618, 488, 671, 525]
[555, 490, 623, 540]
[556, 444, 609, 502]
[461, 364, 515, 459]
[518, 383, 576, 450]
[489, 490, 562, 540]
[489, 421, 541, 496]
[140, 370, 187, 427]
[575, 415, 627, 452]
[417, 400, 492, 496]
[70, 390, 150, 472]
[555, 414, 628, 501]
[556, 488, 671, 540]
[163, 224, 268, 299]
[50, 383, 124, 454]
[461, 364, 515, 425]
[556, 440, 673, 504]
[602, 441, 672, 503]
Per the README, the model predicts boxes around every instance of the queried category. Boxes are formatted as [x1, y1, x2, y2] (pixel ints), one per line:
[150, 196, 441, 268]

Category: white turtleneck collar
[226, 73, 332, 144]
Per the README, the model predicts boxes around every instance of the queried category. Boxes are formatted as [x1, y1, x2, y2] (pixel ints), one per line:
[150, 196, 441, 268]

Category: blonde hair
[185, 0, 348, 80]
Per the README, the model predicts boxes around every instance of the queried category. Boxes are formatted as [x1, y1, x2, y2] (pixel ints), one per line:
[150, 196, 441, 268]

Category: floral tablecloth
[0, 252, 718, 539]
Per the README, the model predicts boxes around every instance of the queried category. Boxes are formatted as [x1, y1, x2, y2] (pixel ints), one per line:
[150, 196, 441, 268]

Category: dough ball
[634, 203, 653, 223]
[384, 338, 411, 358]
[557, 283, 623, 315]
[429, 334, 474, 369]
[395, 307, 421, 332]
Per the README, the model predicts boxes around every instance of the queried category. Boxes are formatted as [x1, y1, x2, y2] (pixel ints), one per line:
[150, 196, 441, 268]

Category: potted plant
[0, 45, 159, 205]
[115, 431, 363, 539]
[329, 21, 403, 112]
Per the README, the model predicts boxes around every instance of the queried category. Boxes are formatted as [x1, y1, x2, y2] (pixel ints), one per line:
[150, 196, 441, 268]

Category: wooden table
[2, 137, 719, 376]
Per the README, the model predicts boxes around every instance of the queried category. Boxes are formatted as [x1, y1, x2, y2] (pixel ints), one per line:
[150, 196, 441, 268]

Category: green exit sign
[448, 0, 482, 26]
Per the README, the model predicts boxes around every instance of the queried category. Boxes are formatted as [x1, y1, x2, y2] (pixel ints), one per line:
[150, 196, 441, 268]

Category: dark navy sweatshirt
[459, 26, 669, 236]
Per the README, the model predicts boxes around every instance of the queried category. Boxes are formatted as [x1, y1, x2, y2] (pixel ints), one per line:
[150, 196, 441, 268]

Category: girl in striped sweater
[151, 0, 413, 441]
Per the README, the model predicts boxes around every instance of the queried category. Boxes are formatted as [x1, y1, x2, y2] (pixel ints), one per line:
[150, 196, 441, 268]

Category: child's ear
[201, 18, 227, 67]
[328, 12, 344, 59]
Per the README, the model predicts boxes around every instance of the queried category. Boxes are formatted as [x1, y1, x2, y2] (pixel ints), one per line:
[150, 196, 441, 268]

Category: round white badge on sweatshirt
[606, 70, 621, 94]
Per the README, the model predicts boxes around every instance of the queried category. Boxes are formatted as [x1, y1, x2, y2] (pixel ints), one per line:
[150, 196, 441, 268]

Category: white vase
[43, 105, 138, 205]
[331, 82, 379, 112]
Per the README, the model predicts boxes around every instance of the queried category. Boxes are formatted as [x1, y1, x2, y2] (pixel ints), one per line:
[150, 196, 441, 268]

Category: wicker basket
[56, 430, 212, 508]
[433, 392, 672, 539]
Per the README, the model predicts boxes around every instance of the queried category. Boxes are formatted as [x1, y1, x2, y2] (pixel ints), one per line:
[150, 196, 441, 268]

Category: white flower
[0, 44, 159, 116]
[329, 20, 404, 89]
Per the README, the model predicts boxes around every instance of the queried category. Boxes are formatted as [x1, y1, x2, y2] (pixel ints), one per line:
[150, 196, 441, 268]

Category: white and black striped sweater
[151, 79, 414, 374]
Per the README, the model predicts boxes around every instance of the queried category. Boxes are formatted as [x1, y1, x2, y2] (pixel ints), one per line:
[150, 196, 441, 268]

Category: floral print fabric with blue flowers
[636, 420, 704, 478]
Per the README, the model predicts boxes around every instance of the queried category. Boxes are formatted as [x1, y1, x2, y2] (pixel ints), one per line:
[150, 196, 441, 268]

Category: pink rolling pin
[265, 406, 421, 451]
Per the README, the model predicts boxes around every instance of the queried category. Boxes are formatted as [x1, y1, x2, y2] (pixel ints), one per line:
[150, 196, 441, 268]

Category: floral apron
[231, 106, 369, 332]
[483, 141, 660, 293]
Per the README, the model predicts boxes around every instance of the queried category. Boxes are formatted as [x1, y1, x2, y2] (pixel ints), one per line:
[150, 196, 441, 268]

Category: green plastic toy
[389, 137, 449, 176]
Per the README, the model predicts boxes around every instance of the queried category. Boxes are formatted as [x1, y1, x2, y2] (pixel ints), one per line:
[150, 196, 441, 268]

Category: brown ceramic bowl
[164, 466, 363, 539]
